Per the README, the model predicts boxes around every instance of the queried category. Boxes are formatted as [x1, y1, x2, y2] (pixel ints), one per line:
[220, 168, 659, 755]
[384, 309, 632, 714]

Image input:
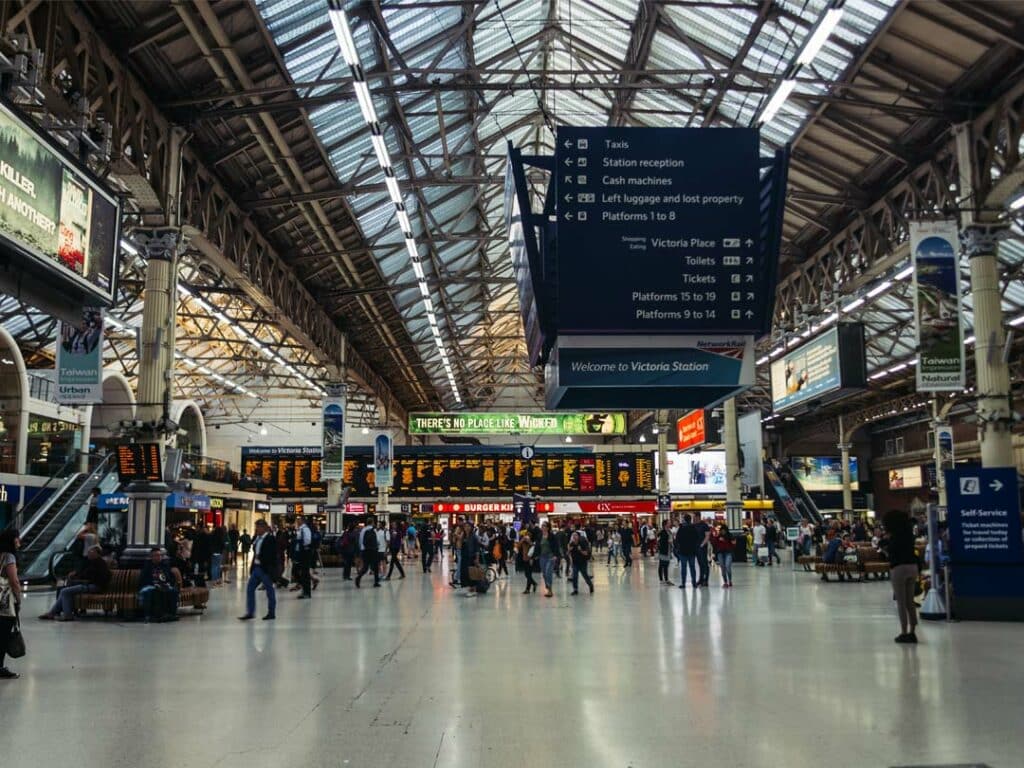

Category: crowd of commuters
[0, 506, 939, 680]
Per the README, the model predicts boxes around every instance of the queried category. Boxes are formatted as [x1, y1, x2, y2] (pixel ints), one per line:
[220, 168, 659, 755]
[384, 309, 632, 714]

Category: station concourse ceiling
[0, 0, 1022, 430]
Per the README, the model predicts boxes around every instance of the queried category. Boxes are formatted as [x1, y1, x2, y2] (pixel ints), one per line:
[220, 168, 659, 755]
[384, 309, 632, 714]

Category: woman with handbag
[517, 530, 537, 594]
[0, 528, 24, 679]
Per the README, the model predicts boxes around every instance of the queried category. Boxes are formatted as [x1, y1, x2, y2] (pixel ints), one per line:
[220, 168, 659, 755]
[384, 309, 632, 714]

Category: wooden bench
[814, 561, 860, 581]
[73, 569, 210, 617]
[797, 555, 821, 572]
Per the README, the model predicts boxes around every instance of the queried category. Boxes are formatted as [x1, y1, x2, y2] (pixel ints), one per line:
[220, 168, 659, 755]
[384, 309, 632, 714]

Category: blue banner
[373, 432, 394, 489]
[166, 492, 211, 511]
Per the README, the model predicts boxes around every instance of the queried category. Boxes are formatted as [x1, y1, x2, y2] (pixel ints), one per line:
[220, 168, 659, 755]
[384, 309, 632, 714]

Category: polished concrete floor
[3, 553, 1019, 768]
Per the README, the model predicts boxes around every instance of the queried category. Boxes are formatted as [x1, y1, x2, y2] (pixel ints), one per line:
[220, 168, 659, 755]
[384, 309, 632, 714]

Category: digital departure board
[239, 447, 654, 498]
[116, 443, 162, 483]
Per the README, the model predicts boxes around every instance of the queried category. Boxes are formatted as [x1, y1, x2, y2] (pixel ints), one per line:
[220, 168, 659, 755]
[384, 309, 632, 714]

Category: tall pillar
[954, 124, 1014, 468]
[655, 409, 669, 521]
[931, 399, 949, 513]
[837, 414, 853, 515]
[324, 370, 346, 535]
[123, 229, 181, 560]
[723, 398, 742, 528]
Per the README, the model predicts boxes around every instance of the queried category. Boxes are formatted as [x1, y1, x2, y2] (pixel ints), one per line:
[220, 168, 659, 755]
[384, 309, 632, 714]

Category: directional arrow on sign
[745, 310, 754, 318]
[564, 212, 574, 221]
[746, 292, 755, 300]
[564, 157, 573, 167]
[745, 238, 754, 247]
[564, 175, 573, 184]
[564, 193, 573, 203]
[563, 139, 573, 149]
[991, 479, 1004, 492]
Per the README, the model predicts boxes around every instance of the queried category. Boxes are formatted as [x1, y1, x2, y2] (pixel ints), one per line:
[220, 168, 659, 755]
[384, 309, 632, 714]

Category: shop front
[165, 491, 212, 527]
[26, 415, 81, 476]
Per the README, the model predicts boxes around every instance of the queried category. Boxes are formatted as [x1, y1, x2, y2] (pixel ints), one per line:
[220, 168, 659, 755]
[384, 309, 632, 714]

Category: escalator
[763, 464, 814, 525]
[778, 466, 824, 525]
[18, 453, 118, 582]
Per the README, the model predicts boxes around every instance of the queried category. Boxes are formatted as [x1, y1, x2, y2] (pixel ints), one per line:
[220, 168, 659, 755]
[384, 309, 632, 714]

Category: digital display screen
[770, 328, 841, 412]
[0, 101, 120, 306]
[659, 450, 727, 494]
[116, 443, 162, 483]
[789, 456, 859, 491]
[888, 466, 923, 490]
[239, 447, 654, 498]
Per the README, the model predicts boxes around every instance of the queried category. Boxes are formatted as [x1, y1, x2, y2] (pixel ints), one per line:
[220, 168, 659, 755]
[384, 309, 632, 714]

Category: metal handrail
[6, 452, 81, 534]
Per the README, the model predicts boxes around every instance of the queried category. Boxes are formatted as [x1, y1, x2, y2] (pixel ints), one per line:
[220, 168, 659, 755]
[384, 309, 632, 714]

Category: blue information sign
[945, 467, 1022, 565]
[555, 126, 765, 335]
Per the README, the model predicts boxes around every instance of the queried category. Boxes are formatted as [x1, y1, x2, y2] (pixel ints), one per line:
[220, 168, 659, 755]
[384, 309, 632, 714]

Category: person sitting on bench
[40, 545, 111, 621]
[821, 532, 850, 581]
[138, 547, 179, 622]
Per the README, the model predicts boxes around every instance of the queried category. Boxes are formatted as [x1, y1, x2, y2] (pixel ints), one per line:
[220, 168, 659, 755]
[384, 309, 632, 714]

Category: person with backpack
[674, 515, 701, 589]
[568, 531, 594, 595]
[418, 523, 435, 573]
[765, 519, 782, 566]
[337, 522, 357, 580]
[354, 517, 381, 588]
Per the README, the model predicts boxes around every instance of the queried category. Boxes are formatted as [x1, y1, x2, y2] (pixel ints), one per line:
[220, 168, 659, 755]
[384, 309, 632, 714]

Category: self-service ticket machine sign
[945, 467, 1024, 620]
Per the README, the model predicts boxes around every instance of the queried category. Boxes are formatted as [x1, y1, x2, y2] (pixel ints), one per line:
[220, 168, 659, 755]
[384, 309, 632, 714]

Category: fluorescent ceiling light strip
[1010, 193, 1024, 211]
[370, 134, 391, 169]
[327, 5, 360, 65]
[866, 280, 892, 298]
[119, 239, 139, 256]
[895, 265, 914, 280]
[759, 79, 797, 125]
[412, 261, 424, 279]
[1009, 314, 1024, 327]
[756, 356, 768, 365]
[384, 176, 402, 204]
[843, 297, 865, 312]
[797, 8, 844, 66]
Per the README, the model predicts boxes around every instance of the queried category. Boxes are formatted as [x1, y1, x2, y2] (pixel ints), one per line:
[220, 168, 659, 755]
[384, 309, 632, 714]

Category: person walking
[355, 517, 382, 588]
[0, 528, 23, 679]
[294, 516, 314, 598]
[693, 515, 712, 586]
[885, 509, 920, 644]
[537, 521, 561, 597]
[619, 523, 633, 568]
[418, 523, 435, 573]
[493, 529, 508, 578]
[339, 522, 358, 580]
[385, 523, 406, 580]
[712, 523, 735, 587]
[656, 521, 673, 584]
[674, 515, 701, 589]
[607, 528, 621, 566]
[228, 525, 241, 567]
[517, 529, 537, 594]
[752, 519, 767, 566]
[240, 519, 277, 620]
[568, 531, 594, 595]
[765, 519, 781, 566]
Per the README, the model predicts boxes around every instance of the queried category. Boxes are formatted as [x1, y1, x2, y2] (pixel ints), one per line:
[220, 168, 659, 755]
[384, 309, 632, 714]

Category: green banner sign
[408, 412, 627, 436]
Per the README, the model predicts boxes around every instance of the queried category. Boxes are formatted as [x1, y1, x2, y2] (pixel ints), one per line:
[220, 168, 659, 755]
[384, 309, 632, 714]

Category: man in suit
[240, 519, 277, 620]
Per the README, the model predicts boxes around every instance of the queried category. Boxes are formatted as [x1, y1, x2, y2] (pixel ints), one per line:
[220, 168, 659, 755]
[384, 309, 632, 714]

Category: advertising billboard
[910, 220, 965, 391]
[55, 307, 104, 404]
[770, 324, 866, 413]
[676, 410, 706, 451]
[373, 432, 394, 489]
[789, 456, 859, 492]
[408, 411, 626, 436]
[321, 394, 345, 481]
[888, 466, 923, 490]
[0, 100, 120, 307]
[660, 450, 727, 494]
